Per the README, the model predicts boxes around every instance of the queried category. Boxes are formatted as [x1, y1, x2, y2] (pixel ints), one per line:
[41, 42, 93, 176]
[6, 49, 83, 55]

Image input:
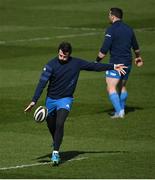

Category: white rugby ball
[34, 106, 48, 123]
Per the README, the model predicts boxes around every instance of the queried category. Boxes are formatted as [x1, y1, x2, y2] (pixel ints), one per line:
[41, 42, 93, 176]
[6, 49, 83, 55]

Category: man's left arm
[95, 29, 112, 63]
[132, 31, 144, 67]
[134, 49, 144, 67]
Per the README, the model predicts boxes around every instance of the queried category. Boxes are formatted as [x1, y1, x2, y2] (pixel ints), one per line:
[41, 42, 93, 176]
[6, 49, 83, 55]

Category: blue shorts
[45, 97, 74, 115]
[105, 65, 132, 80]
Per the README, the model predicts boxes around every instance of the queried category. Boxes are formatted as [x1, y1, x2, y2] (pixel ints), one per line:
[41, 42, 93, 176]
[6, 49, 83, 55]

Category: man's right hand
[24, 101, 35, 112]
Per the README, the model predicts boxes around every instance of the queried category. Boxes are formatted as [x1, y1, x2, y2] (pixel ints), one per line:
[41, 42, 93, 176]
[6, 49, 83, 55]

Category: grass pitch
[0, 0, 155, 178]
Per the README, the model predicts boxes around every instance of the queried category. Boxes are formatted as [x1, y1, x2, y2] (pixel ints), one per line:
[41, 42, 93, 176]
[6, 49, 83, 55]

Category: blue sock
[109, 93, 122, 114]
[120, 91, 128, 110]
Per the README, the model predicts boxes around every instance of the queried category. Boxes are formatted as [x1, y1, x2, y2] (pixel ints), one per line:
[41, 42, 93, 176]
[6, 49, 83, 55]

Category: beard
[58, 59, 69, 64]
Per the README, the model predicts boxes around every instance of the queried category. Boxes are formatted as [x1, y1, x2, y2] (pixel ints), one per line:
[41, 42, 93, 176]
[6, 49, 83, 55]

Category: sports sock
[120, 91, 128, 110]
[109, 92, 122, 114]
[53, 150, 59, 154]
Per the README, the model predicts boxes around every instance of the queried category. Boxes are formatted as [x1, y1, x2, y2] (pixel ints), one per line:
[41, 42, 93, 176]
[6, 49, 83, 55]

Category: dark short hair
[110, 7, 123, 19]
[58, 42, 72, 55]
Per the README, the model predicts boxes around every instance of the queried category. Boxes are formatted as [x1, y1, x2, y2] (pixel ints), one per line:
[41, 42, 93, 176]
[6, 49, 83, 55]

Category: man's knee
[106, 77, 121, 93]
[107, 85, 117, 94]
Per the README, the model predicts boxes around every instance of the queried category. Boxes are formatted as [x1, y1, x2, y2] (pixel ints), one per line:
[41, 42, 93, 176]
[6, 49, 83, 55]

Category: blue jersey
[32, 57, 114, 102]
[100, 20, 139, 65]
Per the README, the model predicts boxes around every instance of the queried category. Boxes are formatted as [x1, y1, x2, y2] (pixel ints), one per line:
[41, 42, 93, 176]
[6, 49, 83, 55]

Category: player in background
[95, 7, 144, 118]
[24, 41, 127, 165]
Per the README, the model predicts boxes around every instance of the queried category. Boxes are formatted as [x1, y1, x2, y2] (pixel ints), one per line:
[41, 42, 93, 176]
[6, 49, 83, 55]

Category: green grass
[0, 0, 155, 178]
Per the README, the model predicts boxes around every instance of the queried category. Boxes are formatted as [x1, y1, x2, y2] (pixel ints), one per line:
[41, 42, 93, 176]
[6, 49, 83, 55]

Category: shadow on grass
[104, 106, 144, 116]
[35, 150, 129, 165]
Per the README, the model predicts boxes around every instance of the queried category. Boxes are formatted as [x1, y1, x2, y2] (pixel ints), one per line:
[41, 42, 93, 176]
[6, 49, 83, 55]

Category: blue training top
[32, 57, 114, 102]
[100, 20, 139, 65]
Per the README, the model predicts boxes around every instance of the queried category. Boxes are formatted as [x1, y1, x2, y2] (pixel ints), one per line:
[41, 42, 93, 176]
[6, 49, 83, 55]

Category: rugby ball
[34, 106, 48, 123]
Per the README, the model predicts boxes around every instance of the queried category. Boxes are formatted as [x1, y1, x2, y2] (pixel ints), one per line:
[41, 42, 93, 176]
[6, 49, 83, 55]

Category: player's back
[109, 21, 134, 65]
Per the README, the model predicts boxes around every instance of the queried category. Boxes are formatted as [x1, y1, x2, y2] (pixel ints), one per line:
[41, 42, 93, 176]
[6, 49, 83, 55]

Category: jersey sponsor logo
[105, 34, 111, 37]
[106, 71, 109, 75]
[110, 72, 117, 76]
[66, 104, 70, 108]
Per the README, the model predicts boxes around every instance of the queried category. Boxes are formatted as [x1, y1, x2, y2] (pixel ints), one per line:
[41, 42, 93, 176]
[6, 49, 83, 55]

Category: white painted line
[0, 162, 51, 170]
[68, 157, 88, 162]
[0, 157, 88, 170]
[52, 26, 103, 31]
[0, 25, 103, 32]
[53, 26, 155, 32]
[0, 32, 101, 45]
[0, 26, 154, 45]
[0, 25, 155, 33]
[1, 25, 152, 45]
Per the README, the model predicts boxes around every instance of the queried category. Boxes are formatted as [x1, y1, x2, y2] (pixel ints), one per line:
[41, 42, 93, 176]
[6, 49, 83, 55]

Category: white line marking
[0, 157, 88, 170]
[52, 26, 102, 31]
[0, 25, 103, 32]
[0, 26, 153, 45]
[68, 157, 88, 162]
[0, 25, 155, 33]
[0, 162, 51, 170]
[0, 32, 100, 45]
[53, 26, 155, 32]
